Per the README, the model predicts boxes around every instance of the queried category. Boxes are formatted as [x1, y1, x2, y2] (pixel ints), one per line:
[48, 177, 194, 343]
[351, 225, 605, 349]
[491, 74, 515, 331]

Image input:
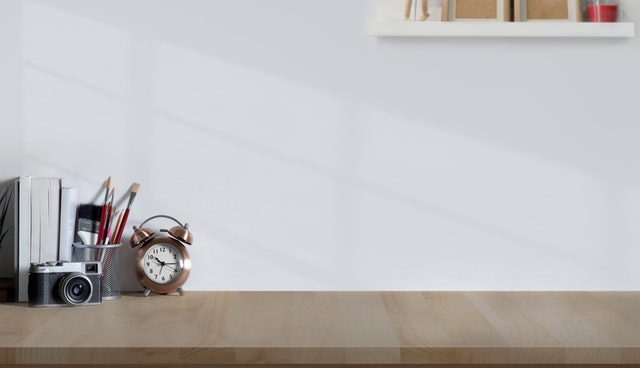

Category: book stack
[0, 176, 77, 302]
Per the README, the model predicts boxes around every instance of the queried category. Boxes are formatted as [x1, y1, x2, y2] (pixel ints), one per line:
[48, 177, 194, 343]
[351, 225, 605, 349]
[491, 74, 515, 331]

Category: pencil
[96, 177, 111, 245]
[113, 183, 140, 244]
[102, 188, 115, 244]
[109, 209, 125, 245]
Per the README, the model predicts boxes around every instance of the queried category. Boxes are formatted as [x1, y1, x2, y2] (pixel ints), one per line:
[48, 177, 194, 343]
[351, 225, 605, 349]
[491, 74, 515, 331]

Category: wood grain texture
[0, 291, 639, 366]
[527, 0, 569, 19]
[456, 0, 498, 19]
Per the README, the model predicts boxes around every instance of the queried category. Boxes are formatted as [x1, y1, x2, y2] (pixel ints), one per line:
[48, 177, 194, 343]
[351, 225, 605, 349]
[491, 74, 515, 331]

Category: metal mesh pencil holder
[72, 243, 122, 300]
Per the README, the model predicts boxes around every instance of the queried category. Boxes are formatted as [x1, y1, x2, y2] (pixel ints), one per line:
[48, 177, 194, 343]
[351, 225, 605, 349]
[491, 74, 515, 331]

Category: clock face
[142, 243, 184, 284]
[135, 236, 191, 294]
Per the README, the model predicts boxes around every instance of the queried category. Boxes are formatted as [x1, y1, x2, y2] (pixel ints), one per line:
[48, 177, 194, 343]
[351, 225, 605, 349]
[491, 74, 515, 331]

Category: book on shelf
[29, 177, 61, 264]
[17, 176, 31, 302]
[0, 179, 18, 301]
[0, 175, 73, 302]
[0, 177, 31, 302]
[58, 185, 78, 262]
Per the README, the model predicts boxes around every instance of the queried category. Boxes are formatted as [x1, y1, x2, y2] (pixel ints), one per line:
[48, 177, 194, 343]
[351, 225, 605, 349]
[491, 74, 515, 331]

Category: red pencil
[113, 183, 140, 245]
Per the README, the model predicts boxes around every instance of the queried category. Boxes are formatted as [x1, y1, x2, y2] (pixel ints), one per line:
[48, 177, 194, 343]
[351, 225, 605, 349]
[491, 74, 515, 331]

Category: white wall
[2, 0, 640, 291]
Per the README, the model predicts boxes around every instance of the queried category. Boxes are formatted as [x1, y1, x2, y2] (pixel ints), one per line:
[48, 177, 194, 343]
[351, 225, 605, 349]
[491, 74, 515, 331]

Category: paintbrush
[76, 203, 102, 245]
[96, 177, 111, 245]
[113, 183, 140, 244]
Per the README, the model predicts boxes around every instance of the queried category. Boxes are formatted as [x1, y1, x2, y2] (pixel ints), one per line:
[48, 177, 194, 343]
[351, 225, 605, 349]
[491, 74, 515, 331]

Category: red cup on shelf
[587, 0, 619, 22]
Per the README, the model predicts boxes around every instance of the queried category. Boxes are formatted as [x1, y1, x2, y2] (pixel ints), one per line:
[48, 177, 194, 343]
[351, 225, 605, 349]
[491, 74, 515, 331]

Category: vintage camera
[28, 261, 102, 307]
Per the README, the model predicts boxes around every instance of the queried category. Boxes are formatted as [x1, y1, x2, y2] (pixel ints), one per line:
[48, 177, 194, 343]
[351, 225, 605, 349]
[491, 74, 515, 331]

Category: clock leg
[177, 287, 185, 296]
[144, 288, 151, 297]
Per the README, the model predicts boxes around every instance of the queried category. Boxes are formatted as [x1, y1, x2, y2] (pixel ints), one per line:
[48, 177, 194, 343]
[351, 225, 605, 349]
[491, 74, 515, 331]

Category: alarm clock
[130, 215, 193, 296]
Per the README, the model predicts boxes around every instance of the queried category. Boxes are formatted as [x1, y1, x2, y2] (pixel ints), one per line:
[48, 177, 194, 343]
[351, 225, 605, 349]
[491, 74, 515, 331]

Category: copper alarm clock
[130, 215, 193, 296]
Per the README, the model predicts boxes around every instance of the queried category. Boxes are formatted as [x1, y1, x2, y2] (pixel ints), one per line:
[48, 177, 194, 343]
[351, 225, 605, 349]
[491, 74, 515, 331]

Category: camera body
[28, 261, 102, 307]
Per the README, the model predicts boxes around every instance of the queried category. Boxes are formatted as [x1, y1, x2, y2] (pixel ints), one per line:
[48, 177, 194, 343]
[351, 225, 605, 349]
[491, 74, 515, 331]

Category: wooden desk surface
[1, 291, 640, 367]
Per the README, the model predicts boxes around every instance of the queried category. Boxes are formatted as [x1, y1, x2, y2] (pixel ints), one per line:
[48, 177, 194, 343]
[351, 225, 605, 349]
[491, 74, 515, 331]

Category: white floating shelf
[366, 21, 635, 38]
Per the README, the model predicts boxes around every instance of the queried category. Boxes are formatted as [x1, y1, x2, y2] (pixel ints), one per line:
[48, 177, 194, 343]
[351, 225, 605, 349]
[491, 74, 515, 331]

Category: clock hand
[152, 257, 167, 274]
[153, 257, 173, 267]
[151, 257, 178, 274]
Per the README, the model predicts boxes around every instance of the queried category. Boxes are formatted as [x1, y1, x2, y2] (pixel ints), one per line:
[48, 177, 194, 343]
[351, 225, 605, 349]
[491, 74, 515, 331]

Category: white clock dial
[142, 243, 184, 285]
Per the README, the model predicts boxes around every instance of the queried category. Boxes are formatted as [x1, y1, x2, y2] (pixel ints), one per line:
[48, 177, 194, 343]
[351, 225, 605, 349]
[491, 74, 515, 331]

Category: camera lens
[59, 273, 93, 306]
